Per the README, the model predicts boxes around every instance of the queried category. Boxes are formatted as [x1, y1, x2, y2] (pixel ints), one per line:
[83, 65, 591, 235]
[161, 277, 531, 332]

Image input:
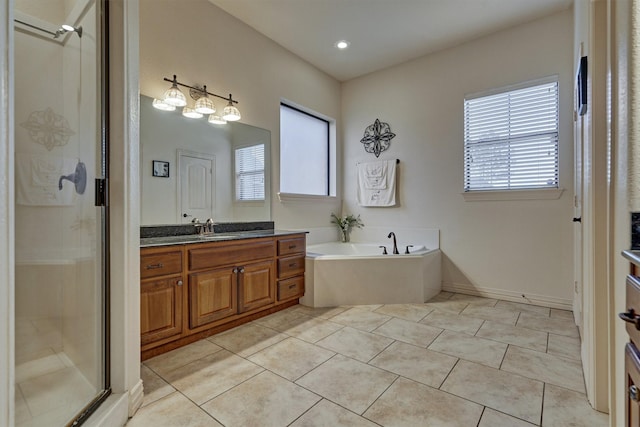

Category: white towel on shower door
[356, 160, 397, 207]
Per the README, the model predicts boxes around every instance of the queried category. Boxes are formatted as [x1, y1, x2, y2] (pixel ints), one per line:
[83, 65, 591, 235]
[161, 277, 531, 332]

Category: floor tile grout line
[437, 357, 461, 390]
[284, 398, 324, 427]
[498, 343, 509, 370]
[359, 375, 401, 419]
[473, 329, 548, 353]
[540, 382, 546, 426]
[194, 366, 267, 410]
[144, 343, 226, 379]
[545, 329, 550, 354]
[476, 406, 486, 427]
[138, 388, 223, 426]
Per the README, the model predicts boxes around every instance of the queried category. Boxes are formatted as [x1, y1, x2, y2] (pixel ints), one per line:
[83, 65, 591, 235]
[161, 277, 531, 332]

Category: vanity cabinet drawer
[278, 255, 305, 279]
[141, 250, 183, 279]
[278, 276, 304, 301]
[278, 236, 306, 256]
[626, 275, 640, 346]
[189, 240, 275, 271]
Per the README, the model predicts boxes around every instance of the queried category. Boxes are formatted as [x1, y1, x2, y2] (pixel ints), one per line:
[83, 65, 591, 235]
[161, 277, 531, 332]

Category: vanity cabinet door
[627, 343, 640, 427]
[238, 260, 276, 313]
[189, 268, 238, 328]
[140, 276, 183, 345]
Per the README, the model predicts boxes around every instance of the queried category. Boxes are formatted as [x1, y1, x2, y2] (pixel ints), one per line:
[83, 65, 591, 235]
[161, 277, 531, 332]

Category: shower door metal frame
[67, 0, 112, 424]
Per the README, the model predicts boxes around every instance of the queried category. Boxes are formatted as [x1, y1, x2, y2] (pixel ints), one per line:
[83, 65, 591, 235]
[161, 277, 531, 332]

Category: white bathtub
[302, 241, 442, 307]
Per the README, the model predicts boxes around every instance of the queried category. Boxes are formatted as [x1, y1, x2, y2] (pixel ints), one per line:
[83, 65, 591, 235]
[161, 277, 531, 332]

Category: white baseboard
[128, 379, 144, 417]
[442, 282, 573, 311]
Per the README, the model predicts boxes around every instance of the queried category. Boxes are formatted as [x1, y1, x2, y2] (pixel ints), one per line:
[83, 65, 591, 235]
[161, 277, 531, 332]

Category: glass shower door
[13, 0, 109, 425]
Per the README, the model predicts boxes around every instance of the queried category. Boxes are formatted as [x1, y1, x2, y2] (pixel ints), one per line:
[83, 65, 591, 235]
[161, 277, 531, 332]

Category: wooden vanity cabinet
[188, 239, 277, 327]
[623, 254, 640, 426]
[140, 247, 184, 346]
[276, 236, 306, 302]
[141, 233, 306, 359]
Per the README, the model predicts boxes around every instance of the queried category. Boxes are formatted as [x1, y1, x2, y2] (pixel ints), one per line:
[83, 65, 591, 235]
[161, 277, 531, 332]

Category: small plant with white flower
[330, 213, 364, 242]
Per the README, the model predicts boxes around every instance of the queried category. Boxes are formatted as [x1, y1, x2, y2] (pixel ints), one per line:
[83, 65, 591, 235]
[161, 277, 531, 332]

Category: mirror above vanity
[140, 94, 271, 225]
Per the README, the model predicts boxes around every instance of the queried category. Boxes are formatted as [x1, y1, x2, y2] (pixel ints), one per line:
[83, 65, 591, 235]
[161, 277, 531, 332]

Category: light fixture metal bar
[14, 19, 58, 37]
[163, 76, 238, 104]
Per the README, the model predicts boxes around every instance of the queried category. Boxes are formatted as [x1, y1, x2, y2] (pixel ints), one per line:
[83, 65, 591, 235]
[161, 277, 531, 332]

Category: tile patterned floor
[129, 292, 609, 427]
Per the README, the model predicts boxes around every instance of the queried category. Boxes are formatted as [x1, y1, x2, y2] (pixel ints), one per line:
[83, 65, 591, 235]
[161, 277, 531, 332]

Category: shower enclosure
[13, 0, 109, 425]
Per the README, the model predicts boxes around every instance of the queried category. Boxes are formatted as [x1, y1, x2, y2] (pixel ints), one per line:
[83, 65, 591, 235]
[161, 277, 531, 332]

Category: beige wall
[342, 10, 575, 306]
[139, 0, 342, 229]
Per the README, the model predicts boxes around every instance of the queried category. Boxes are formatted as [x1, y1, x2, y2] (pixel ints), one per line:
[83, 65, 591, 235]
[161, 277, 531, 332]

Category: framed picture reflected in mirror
[152, 160, 170, 178]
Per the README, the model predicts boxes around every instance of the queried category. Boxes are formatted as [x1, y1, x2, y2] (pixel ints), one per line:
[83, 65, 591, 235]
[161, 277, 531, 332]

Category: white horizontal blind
[280, 104, 330, 196]
[464, 80, 559, 191]
[235, 144, 265, 201]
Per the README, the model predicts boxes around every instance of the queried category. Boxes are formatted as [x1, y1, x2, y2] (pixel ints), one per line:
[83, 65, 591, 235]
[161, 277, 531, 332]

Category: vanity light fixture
[194, 85, 216, 114]
[163, 75, 187, 107]
[182, 107, 203, 119]
[208, 114, 227, 125]
[159, 75, 241, 124]
[152, 98, 175, 111]
[222, 94, 241, 121]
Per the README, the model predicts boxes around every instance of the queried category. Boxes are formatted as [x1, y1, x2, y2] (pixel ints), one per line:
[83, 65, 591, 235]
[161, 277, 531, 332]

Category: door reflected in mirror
[140, 95, 271, 225]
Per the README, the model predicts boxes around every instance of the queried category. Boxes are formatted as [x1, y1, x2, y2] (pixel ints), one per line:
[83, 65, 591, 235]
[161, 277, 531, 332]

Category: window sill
[461, 188, 564, 201]
[234, 200, 265, 205]
[278, 192, 338, 203]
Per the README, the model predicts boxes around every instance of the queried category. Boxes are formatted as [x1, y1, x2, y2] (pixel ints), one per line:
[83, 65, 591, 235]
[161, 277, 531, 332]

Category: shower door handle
[58, 161, 87, 194]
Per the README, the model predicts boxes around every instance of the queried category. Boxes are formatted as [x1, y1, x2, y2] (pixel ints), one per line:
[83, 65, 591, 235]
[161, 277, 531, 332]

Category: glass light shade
[182, 107, 203, 119]
[152, 98, 175, 111]
[194, 96, 216, 114]
[222, 104, 241, 121]
[163, 86, 187, 107]
[208, 114, 227, 125]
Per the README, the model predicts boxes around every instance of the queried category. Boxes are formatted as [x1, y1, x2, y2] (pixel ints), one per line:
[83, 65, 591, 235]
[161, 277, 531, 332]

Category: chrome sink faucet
[388, 232, 399, 254]
[205, 218, 215, 233]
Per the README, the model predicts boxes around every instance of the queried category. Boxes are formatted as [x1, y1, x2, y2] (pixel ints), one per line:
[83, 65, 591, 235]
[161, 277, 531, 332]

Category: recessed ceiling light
[335, 40, 350, 50]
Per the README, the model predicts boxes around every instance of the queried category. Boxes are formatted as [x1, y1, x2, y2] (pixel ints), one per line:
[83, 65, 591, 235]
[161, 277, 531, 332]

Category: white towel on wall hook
[357, 159, 397, 207]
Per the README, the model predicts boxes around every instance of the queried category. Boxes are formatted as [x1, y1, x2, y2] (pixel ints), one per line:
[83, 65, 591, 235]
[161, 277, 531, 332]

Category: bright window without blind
[463, 78, 559, 192]
[235, 144, 265, 201]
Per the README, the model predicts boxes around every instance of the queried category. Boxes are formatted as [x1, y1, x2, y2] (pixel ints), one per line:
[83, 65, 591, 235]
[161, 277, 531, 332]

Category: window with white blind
[464, 78, 559, 192]
[280, 103, 334, 197]
[235, 144, 265, 201]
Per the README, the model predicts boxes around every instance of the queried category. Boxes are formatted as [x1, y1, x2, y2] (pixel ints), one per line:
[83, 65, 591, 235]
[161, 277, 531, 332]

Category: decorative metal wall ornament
[360, 118, 396, 158]
[21, 107, 75, 151]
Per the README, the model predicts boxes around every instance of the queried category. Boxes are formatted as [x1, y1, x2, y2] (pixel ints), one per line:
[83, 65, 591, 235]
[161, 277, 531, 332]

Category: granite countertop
[623, 250, 640, 266]
[140, 229, 306, 248]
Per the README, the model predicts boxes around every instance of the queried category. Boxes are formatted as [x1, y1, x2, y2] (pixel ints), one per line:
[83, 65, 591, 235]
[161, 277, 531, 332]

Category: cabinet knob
[176, 280, 183, 286]
[233, 267, 238, 273]
[239, 267, 245, 273]
[631, 385, 640, 402]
